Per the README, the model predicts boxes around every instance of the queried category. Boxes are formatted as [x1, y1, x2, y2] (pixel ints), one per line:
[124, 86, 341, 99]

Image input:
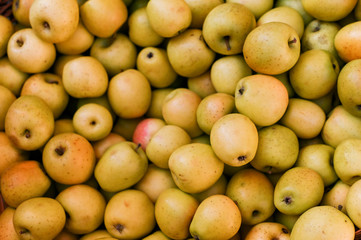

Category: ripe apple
[42, 132, 96, 185]
[132, 118, 166, 151]
[0, 57, 29, 96]
[243, 22, 300, 75]
[12, 0, 34, 26]
[202, 2, 256, 55]
[7, 28, 56, 73]
[29, 0, 79, 43]
[5, 95, 54, 151]
[0, 15, 14, 58]
[80, 0, 128, 38]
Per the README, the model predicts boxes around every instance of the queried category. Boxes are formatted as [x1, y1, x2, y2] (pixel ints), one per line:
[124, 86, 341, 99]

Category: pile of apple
[2, 0, 361, 239]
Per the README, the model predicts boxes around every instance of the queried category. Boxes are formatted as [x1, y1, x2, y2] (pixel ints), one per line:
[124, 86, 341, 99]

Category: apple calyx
[147, 51, 154, 59]
[237, 155, 247, 161]
[224, 36, 231, 51]
[42, 21, 50, 30]
[312, 21, 321, 32]
[338, 204, 343, 211]
[282, 228, 289, 234]
[356, 104, 361, 111]
[55, 146, 66, 156]
[23, 129, 31, 139]
[16, 38, 24, 47]
[19, 227, 30, 235]
[282, 196, 293, 205]
[252, 209, 260, 217]
[114, 223, 124, 233]
[45, 78, 59, 84]
[238, 86, 245, 96]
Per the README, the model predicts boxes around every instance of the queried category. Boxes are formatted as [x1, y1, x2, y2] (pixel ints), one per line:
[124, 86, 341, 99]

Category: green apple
[146, 0, 192, 38]
[5, 95, 54, 151]
[108, 69, 151, 119]
[196, 92, 235, 135]
[55, 20, 94, 55]
[257, 6, 305, 38]
[274, 167, 324, 215]
[333, 138, 361, 185]
[80, 0, 128, 38]
[0, 85, 16, 131]
[56, 184, 106, 234]
[72, 103, 113, 142]
[226, 168, 275, 225]
[166, 28, 216, 78]
[146, 124, 191, 169]
[62, 56, 108, 98]
[0, 15, 14, 58]
[321, 180, 350, 214]
[134, 163, 177, 203]
[12, 0, 34, 26]
[301, 0, 357, 22]
[290, 206, 355, 240]
[289, 49, 339, 100]
[42, 132, 96, 185]
[13, 197, 66, 240]
[243, 22, 300, 75]
[189, 194, 241, 240]
[301, 19, 341, 64]
[280, 98, 326, 139]
[244, 222, 290, 240]
[29, 0, 79, 43]
[210, 55, 252, 95]
[168, 143, 224, 193]
[295, 144, 337, 186]
[0, 160, 51, 208]
[20, 73, 69, 119]
[250, 124, 299, 174]
[104, 189, 155, 239]
[0, 57, 29, 96]
[162, 88, 203, 138]
[155, 188, 199, 239]
[321, 105, 361, 147]
[0, 207, 18, 240]
[128, 7, 164, 47]
[94, 141, 148, 192]
[227, 0, 273, 19]
[90, 33, 137, 77]
[132, 118, 166, 151]
[7, 28, 56, 73]
[184, 0, 223, 28]
[337, 59, 361, 117]
[334, 20, 361, 62]
[235, 74, 289, 127]
[136, 47, 177, 88]
[202, 2, 256, 55]
[210, 113, 258, 167]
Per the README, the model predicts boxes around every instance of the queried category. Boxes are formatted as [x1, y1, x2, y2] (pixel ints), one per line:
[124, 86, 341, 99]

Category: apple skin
[0, 15, 14, 58]
[132, 118, 166, 151]
[12, 0, 35, 27]
[29, 0, 79, 43]
[4, 95, 55, 151]
[202, 2, 256, 55]
[243, 22, 300, 75]
[42, 133, 96, 185]
[7, 28, 56, 74]
[80, 0, 128, 38]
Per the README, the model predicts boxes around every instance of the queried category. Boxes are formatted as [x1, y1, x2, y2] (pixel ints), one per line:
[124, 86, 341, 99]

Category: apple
[132, 118, 166, 151]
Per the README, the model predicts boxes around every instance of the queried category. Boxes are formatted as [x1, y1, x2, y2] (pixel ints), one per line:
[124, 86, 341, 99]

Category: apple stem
[312, 20, 321, 32]
[238, 86, 245, 96]
[43, 21, 50, 30]
[283, 196, 292, 205]
[135, 143, 142, 151]
[16, 38, 24, 47]
[288, 38, 297, 46]
[282, 228, 289, 234]
[224, 36, 231, 51]
[55, 146, 65, 156]
[24, 129, 31, 139]
[357, 105, 361, 111]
